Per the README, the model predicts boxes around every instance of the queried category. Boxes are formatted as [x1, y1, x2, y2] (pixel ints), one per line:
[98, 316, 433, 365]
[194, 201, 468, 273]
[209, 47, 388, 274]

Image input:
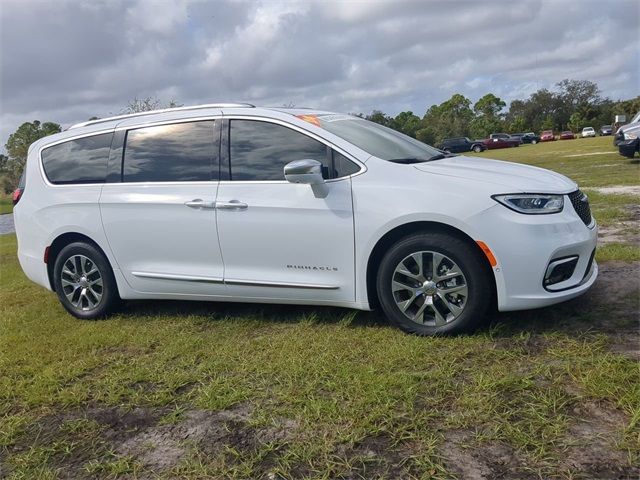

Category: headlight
[492, 194, 564, 214]
[623, 132, 638, 140]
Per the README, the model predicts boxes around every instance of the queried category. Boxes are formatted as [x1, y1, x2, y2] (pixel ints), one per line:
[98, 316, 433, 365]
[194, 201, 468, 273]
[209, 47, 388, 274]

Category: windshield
[314, 114, 442, 161]
[630, 112, 640, 124]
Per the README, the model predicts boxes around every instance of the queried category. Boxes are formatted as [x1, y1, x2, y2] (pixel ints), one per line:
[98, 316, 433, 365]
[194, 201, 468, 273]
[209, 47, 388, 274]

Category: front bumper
[469, 202, 598, 312]
[618, 139, 639, 158]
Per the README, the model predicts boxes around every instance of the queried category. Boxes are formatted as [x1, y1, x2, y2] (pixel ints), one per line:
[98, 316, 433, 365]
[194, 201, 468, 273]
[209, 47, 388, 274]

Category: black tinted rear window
[123, 121, 216, 182]
[41, 133, 112, 184]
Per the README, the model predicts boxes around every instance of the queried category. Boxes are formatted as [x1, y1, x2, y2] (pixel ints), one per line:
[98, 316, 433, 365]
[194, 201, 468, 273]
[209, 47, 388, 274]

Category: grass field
[0, 195, 12, 215]
[1, 136, 639, 479]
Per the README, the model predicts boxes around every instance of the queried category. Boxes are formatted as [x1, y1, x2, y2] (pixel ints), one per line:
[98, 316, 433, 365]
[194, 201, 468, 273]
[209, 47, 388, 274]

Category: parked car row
[439, 123, 622, 153]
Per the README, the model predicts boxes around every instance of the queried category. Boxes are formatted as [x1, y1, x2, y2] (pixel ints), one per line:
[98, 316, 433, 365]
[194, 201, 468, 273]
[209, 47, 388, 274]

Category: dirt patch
[598, 226, 640, 245]
[111, 403, 299, 476]
[494, 261, 639, 358]
[440, 430, 535, 479]
[329, 434, 416, 479]
[593, 185, 640, 196]
[585, 261, 639, 318]
[4, 404, 299, 479]
[561, 401, 639, 479]
[598, 204, 640, 245]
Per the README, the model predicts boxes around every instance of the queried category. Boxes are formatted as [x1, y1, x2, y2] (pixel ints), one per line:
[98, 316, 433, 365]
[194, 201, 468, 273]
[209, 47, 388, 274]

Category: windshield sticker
[296, 114, 321, 126]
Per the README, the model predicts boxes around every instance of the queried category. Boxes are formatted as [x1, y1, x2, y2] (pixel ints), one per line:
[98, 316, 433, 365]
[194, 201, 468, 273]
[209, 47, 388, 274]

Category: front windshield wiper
[387, 153, 453, 164]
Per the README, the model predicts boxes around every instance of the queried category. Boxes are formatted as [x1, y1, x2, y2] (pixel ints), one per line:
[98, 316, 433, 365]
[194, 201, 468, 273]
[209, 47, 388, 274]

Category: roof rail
[67, 103, 255, 130]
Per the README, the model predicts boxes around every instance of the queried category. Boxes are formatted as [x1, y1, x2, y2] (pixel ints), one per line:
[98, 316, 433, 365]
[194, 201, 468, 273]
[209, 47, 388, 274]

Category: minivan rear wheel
[376, 233, 491, 335]
[53, 242, 119, 320]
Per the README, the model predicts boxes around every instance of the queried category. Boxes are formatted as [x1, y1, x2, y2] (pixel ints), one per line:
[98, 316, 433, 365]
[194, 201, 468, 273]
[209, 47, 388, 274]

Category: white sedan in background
[581, 127, 596, 138]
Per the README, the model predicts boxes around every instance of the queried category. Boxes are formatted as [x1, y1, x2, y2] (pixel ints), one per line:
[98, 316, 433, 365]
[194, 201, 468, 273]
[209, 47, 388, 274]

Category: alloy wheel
[391, 250, 468, 326]
[60, 254, 103, 311]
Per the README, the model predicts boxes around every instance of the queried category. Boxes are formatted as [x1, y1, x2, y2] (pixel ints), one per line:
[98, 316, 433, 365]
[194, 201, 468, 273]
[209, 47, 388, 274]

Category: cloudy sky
[1, 0, 638, 146]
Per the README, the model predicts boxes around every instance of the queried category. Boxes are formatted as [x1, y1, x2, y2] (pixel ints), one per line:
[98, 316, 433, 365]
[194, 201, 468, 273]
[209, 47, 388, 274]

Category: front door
[100, 119, 225, 296]
[215, 118, 359, 304]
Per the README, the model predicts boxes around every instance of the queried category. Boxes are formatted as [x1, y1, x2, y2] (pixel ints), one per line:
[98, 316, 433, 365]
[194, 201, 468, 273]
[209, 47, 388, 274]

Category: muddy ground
[2, 262, 638, 479]
[598, 204, 640, 245]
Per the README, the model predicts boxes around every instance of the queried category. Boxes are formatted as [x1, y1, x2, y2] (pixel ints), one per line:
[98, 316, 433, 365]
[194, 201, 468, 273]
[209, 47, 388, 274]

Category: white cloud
[125, 0, 190, 34]
[0, 0, 638, 149]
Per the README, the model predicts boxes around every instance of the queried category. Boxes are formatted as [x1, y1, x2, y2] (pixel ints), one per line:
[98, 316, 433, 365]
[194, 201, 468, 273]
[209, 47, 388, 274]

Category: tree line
[359, 79, 639, 146]
[1, 81, 638, 193]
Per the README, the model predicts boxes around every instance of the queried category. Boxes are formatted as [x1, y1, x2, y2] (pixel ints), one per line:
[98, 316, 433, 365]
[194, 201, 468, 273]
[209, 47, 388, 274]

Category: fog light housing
[544, 256, 579, 287]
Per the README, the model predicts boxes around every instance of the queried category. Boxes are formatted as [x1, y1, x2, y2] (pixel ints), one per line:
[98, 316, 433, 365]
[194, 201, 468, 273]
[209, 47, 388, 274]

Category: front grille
[568, 190, 592, 226]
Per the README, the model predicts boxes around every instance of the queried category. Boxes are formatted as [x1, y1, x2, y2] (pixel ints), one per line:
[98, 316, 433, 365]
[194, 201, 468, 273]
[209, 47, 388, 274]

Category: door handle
[216, 200, 248, 211]
[185, 199, 216, 209]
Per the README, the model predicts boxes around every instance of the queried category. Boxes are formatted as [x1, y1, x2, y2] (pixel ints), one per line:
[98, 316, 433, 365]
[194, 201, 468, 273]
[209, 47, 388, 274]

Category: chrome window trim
[101, 180, 220, 187]
[38, 128, 116, 188]
[38, 117, 225, 188]
[38, 113, 367, 188]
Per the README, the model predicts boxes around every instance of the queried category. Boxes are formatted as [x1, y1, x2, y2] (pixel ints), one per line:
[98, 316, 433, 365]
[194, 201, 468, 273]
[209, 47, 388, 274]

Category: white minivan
[13, 104, 598, 335]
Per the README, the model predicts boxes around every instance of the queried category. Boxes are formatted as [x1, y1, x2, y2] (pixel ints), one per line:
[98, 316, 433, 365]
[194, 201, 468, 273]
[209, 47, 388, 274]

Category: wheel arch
[46, 232, 114, 291]
[365, 221, 497, 310]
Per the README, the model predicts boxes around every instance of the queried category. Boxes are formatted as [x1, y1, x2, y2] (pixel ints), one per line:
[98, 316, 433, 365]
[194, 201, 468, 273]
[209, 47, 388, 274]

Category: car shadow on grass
[116, 261, 638, 347]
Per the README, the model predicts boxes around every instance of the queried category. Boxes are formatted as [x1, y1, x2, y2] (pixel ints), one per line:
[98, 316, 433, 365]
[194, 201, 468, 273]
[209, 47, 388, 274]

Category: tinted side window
[229, 120, 328, 181]
[42, 133, 112, 184]
[333, 150, 360, 177]
[123, 121, 216, 182]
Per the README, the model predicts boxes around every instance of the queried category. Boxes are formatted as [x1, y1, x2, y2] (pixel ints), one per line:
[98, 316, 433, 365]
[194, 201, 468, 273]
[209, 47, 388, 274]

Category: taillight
[12, 188, 23, 205]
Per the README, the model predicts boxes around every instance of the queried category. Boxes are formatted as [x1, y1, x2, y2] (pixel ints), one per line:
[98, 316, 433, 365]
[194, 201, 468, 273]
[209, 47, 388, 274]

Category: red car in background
[540, 130, 555, 141]
[483, 133, 521, 149]
[559, 131, 576, 140]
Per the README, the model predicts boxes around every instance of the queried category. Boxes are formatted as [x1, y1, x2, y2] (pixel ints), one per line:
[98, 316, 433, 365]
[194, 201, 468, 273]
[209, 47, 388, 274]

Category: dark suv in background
[511, 132, 540, 144]
[438, 137, 486, 153]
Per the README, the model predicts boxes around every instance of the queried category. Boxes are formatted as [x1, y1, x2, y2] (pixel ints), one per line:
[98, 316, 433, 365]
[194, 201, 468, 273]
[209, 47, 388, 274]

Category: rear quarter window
[41, 133, 113, 184]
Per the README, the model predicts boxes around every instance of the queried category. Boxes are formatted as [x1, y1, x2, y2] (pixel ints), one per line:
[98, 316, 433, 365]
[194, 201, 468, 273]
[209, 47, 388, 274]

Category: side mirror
[284, 159, 328, 198]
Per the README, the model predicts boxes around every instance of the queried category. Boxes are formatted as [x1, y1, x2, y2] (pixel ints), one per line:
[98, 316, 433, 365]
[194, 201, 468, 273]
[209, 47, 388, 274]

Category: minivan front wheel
[376, 233, 491, 335]
[53, 242, 119, 320]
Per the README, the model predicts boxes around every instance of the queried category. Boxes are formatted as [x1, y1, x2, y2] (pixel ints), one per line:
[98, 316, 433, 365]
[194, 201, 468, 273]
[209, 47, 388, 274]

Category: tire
[376, 233, 492, 336]
[531, 139, 538, 144]
[472, 145, 482, 153]
[53, 242, 120, 320]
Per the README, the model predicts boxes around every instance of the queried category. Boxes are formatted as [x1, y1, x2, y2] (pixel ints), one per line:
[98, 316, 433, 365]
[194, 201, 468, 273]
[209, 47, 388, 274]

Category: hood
[413, 156, 577, 193]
